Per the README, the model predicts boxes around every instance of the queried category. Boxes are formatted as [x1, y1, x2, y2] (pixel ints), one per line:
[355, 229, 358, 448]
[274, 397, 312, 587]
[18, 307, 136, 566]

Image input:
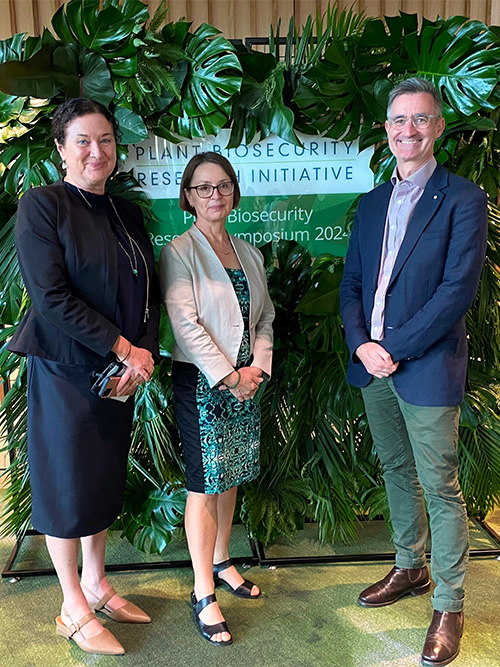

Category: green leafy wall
[1, 0, 500, 551]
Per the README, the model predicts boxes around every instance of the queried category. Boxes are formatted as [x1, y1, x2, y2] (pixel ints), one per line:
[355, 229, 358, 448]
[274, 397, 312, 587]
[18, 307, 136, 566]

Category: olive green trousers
[361, 376, 467, 613]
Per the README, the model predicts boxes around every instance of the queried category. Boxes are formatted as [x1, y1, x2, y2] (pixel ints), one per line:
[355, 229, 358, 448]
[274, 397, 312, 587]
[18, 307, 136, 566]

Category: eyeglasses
[387, 114, 440, 129]
[186, 181, 235, 198]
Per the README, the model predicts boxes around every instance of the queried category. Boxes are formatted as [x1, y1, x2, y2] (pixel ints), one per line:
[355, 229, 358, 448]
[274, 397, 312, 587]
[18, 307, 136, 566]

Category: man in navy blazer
[340, 78, 487, 667]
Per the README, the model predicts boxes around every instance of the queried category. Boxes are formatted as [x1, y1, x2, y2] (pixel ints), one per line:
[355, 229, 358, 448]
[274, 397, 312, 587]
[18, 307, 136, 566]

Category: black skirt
[27, 356, 135, 538]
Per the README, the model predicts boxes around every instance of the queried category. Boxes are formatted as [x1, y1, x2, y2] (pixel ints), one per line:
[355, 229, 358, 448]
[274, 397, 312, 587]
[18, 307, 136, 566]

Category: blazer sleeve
[159, 241, 235, 387]
[250, 251, 275, 376]
[15, 189, 120, 356]
[380, 187, 488, 362]
[339, 201, 371, 359]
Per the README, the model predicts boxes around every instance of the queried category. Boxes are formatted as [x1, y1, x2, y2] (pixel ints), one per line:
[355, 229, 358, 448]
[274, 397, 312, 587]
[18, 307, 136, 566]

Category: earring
[61, 160, 67, 170]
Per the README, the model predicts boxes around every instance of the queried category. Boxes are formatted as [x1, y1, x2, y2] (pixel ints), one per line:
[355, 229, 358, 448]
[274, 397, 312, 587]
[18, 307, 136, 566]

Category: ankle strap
[213, 558, 233, 575]
[192, 592, 217, 614]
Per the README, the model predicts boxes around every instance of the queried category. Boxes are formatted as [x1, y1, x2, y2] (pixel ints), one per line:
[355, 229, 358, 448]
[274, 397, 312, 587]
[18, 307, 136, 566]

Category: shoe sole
[420, 646, 460, 667]
[357, 581, 431, 608]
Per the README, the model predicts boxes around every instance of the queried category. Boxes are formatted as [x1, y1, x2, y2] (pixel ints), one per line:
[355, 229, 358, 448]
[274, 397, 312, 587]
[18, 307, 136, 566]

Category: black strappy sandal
[213, 558, 262, 599]
[190, 591, 233, 646]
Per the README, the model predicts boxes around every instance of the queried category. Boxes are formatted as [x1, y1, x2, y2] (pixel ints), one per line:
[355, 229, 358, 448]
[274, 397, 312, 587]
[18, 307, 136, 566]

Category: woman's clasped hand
[219, 366, 263, 401]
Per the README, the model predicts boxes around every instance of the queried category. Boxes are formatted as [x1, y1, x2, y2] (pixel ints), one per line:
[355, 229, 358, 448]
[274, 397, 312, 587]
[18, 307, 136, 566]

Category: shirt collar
[390, 156, 437, 190]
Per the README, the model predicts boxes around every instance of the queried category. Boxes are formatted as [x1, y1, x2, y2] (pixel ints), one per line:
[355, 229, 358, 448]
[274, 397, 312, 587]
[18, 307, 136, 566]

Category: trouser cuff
[432, 595, 464, 613]
[395, 555, 427, 570]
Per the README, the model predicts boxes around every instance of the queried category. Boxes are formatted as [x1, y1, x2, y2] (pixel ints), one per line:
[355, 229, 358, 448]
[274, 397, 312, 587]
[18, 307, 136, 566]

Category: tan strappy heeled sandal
[82, 583, 151, 623]
[56, 608, 125, 655]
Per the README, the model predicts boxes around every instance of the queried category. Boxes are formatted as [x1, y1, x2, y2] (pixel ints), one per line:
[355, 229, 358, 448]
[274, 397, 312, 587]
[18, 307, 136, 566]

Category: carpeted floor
[1, 519, 499, 667]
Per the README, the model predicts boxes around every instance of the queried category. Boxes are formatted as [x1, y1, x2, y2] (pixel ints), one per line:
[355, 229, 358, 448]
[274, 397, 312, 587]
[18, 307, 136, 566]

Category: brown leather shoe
[358, 565, 430, 607]
[420, 610, 463, 666]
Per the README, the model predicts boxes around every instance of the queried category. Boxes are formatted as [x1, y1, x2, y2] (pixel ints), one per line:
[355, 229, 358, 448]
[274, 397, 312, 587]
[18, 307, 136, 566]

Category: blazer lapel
[389, 164, 448, 287]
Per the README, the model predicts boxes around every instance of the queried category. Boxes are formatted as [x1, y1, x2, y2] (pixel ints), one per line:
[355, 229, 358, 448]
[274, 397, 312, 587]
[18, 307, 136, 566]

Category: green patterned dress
[189, 268, 260, 494]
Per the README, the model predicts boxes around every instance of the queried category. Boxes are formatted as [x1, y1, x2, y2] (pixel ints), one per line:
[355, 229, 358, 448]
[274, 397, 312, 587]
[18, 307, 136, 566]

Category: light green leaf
[114, 105, 147, 143]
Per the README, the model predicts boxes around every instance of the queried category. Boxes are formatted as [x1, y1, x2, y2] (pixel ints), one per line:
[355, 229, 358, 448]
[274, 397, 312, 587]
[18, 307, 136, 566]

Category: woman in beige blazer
[159, 152, 274, 647]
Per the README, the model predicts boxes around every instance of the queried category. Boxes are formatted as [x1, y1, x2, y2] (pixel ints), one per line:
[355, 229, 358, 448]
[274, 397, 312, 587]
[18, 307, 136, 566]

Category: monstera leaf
[0, 122, 59, 196]
[393, 19, 500, 115]
[295, 37, 383, 140]
[356, 12, 422, 68]
[52, 0, 147, 59]
[113, 105, 147, 143]
[182, 24, 241, 115]
[169, 23, 242, 139]
[119, 468, 187, 554]
[0, 45, 60, 99]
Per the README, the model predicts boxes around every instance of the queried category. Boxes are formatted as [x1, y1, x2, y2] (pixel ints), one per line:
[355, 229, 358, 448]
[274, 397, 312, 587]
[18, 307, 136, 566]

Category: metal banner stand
[253, 518, 500, 567]
[2, 528, 260, 579]
[4, 517, 499, 580]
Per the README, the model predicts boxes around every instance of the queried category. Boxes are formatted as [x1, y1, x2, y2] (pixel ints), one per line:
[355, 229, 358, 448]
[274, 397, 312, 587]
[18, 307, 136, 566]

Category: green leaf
[239, 67, 300, 144]
[172, 23, 242, 138]
[114, 105, 147, 143]
[0, 123, 60, 196]
[296, 264, 343, 316]
[51, 44, 115, 104]
[120, 476, 187, 555]
[51, 0, 148, 59]
[159, 308, 175, 356]
[393, 23, 500, 116]
[0, 93, 25, 126]
[0, 45, 59, 98]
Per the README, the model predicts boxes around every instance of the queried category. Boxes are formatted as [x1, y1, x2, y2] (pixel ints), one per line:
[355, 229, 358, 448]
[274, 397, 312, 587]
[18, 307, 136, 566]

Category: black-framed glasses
[186, 181, 235, 198]
[387, 113, 439, 129]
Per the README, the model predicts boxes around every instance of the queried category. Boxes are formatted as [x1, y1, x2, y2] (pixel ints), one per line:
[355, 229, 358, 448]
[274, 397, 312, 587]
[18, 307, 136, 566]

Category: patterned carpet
[0, 519, 499, 667]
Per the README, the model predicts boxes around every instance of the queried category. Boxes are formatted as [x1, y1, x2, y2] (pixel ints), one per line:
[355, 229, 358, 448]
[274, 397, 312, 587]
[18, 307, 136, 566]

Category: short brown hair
[179, 152, 241, 216]
[52, 97, 119, 145]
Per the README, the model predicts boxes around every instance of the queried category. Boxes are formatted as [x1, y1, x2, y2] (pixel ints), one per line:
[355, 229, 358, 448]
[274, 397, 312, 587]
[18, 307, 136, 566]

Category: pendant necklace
[76, 186, 150, 321]
[196, 223, 234, 255]
[108, 197, 139, 277]
[77, 187, 139, 276]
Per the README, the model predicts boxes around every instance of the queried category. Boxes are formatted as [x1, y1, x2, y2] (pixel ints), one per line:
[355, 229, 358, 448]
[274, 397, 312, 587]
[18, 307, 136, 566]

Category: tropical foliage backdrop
[1, 0, 500, 553]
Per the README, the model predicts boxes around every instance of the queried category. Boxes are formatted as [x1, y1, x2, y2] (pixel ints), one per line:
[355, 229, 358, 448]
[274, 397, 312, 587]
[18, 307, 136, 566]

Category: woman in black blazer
[8, 98, 160, 655]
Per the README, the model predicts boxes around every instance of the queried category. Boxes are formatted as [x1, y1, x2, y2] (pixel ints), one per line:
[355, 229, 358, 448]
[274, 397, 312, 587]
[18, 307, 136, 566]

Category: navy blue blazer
[340, 163, 487, 407]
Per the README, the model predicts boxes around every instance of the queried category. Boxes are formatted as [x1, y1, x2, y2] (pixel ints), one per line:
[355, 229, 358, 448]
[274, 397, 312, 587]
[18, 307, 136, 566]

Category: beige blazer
[159, 224, 275, 388]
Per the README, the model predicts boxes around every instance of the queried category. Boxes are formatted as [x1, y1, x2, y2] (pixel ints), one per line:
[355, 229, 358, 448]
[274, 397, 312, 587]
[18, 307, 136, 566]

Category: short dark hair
[387, 77, 443, 117]
[52, 98, 119, 145]
[179, 152, 241, 216]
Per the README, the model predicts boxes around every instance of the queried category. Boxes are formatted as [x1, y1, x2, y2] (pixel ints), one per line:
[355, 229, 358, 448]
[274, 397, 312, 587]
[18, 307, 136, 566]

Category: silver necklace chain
[76, 186, 150, 322]
[108, 197, 139, 276]
[77, 186, 138, 276]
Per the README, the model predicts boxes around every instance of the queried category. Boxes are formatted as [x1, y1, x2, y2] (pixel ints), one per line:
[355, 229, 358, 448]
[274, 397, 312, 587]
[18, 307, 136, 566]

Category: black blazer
[8, 180, 160, 365]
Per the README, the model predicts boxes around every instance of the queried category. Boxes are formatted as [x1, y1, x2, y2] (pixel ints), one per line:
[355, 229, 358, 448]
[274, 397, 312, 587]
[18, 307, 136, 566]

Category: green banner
[149, 193, 360, 259]
[125, 130, 374, 258]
